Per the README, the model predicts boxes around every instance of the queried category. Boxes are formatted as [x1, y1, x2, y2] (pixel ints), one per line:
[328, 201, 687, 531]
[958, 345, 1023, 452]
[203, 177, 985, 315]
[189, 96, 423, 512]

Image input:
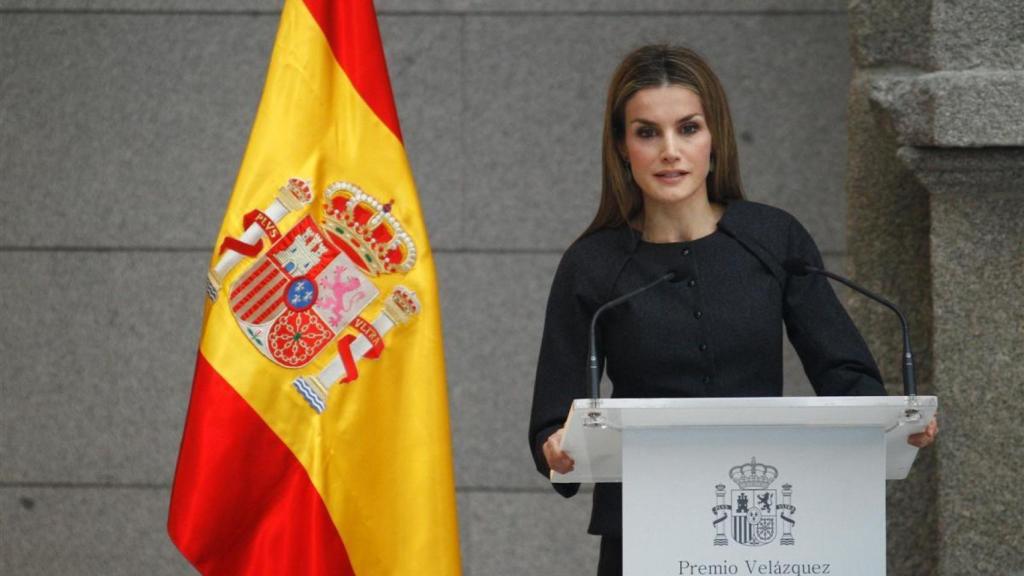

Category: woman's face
[621, 85, 713, 209]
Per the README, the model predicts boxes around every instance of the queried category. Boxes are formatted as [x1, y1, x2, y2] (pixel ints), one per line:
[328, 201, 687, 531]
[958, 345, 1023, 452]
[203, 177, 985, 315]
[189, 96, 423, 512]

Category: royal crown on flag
[384, 285, 420, 325]
[729, 458, 779, 489]
[321, 181, 417, 277]
[279, 177, 314, 211]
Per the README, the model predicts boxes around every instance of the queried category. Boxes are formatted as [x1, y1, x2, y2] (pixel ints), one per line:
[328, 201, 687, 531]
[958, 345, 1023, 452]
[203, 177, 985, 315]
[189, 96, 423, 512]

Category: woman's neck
[641, 195, 725, 243]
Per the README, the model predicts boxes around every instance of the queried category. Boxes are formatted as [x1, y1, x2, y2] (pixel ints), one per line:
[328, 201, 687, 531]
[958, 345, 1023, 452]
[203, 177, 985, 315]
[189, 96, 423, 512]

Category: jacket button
[687, 279, 697, 288]
[699, 343, 708, 352]
[694, 310, 703, 319]
[681, 247, 691, 256]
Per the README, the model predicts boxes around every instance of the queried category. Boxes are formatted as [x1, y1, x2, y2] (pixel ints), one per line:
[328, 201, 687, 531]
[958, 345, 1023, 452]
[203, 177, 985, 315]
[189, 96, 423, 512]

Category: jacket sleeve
[782, 218, 887, 396]
[528, 246, 594, 498]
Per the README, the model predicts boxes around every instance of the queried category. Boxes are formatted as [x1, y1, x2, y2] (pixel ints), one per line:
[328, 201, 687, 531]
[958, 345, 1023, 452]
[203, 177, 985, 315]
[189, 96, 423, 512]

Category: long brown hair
[583, 44, 745, 237]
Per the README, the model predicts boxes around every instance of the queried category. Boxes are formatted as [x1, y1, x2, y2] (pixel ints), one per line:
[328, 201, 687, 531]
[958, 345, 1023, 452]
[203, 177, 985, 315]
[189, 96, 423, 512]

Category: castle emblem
[206, 178, 421, 414]
[712, 458, 796, 547]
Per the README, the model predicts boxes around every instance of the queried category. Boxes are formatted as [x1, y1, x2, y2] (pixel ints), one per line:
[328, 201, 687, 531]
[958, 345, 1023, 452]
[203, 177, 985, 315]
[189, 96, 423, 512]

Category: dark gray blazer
[528, 199, 885, 536]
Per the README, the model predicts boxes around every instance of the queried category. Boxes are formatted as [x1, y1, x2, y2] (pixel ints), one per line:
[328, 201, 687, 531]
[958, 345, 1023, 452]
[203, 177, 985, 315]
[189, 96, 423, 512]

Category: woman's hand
[907, 416, 938, 448]
[543, 427, 575, 474]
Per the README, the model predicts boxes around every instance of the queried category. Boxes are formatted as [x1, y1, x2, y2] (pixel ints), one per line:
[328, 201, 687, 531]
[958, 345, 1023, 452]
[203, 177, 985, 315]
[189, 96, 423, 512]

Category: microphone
[782, 258, 917, 397]
[588, 266, 687, 402]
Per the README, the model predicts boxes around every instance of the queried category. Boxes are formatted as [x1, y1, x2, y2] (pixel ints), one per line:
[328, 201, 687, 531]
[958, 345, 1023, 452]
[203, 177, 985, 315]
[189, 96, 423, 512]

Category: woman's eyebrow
[629, 113, 704, 125]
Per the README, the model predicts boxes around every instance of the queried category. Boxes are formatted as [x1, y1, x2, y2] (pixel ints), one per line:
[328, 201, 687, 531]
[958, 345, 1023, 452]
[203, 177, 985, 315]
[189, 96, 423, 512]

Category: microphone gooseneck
[588, 268, 685, 401]
[783, 258, 917, 397]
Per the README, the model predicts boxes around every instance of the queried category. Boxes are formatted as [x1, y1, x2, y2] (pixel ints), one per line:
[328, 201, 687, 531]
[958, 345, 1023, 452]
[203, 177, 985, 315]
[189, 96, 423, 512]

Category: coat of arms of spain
[712, 458, 797, 547]
[206, 178, 420, 414]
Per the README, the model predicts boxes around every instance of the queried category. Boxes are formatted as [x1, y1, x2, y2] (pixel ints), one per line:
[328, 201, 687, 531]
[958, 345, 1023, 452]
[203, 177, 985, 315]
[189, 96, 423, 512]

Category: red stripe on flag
[303, 0, 403, 142]
[168, 353, 354, 575]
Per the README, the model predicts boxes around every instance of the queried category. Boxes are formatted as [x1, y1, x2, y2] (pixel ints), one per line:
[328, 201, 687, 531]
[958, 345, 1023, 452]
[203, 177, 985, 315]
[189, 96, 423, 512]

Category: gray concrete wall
[1, 2, 865, 574]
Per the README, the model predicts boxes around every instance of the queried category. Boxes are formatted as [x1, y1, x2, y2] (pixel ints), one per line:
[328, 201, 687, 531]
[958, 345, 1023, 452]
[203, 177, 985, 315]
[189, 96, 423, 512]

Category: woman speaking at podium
[527, 44, 937, 576]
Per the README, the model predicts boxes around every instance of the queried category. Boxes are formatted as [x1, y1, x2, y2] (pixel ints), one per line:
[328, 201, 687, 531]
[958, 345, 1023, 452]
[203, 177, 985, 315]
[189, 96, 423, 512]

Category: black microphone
[588, 266, 687, 401]
[782, 258, 917, 397]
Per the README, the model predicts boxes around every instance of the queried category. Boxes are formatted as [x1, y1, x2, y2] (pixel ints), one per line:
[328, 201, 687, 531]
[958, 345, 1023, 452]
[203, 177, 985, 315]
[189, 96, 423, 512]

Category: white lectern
[553, 396, 937, 575]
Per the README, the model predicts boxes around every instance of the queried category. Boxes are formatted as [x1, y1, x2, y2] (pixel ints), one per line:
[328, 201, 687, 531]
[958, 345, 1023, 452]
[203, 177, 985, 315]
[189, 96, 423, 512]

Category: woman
[527, 44, 937, 576]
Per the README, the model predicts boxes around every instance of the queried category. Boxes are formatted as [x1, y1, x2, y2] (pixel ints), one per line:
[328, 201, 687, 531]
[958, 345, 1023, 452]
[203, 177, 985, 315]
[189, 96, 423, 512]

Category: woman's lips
[654, 170, 690, 182]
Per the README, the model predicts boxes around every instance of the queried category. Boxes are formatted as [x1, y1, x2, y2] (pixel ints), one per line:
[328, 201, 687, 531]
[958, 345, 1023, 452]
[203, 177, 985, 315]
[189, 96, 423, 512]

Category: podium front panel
[622, 426, 885, 575]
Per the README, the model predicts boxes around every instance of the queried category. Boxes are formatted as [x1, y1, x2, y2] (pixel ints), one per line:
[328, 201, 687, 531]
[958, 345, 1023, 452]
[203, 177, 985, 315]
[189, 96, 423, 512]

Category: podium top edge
[556, 396, 937, 484]
[571, 396, 937, 410]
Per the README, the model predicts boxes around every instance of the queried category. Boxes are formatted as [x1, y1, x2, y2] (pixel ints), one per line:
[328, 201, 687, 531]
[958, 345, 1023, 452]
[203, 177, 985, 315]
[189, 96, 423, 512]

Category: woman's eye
[636, 127, 656, 139]
[681, 123, 699, 135]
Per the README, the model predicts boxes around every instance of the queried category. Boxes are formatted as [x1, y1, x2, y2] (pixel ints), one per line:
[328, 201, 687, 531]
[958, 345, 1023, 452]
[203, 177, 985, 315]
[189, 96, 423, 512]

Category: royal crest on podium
[713, 458, 797, 547]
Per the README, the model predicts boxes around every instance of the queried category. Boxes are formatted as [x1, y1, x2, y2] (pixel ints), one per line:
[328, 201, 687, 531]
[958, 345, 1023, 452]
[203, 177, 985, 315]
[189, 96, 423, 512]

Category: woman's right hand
[543, 427, 575, 474]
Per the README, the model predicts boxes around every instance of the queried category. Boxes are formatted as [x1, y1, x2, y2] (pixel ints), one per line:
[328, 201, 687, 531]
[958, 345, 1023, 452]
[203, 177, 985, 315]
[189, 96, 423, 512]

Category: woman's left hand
[907, 416, 938, 448]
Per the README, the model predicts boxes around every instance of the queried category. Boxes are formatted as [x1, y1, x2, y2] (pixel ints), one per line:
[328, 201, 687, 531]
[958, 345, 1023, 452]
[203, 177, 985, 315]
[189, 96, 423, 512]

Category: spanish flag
[167, 1, 461, 573]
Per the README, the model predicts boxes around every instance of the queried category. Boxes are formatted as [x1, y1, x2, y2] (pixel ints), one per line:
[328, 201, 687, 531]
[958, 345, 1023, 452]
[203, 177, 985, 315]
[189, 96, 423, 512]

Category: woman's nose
[661, 134, 681, 162]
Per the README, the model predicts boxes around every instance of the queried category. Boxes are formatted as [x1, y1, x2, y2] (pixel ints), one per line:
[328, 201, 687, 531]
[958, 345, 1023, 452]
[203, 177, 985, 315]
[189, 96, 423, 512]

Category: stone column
[847, 1, 1024, 574]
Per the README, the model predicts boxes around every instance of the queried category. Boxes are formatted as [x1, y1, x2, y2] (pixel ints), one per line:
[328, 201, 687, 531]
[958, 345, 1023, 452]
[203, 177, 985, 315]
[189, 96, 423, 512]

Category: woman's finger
[554, 455, 575, 474]
[543, 428, 575, 472]
[906, 416, 938, 448]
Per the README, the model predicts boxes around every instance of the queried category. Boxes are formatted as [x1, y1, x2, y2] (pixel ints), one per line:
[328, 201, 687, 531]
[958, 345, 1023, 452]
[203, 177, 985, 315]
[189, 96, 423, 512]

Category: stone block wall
[848, 1, 1024, 574]
[2, 1, 872, 574]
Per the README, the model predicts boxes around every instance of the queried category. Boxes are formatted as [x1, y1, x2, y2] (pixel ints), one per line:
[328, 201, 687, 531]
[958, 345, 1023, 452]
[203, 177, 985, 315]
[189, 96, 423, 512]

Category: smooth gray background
[2, 1, 890, 575]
